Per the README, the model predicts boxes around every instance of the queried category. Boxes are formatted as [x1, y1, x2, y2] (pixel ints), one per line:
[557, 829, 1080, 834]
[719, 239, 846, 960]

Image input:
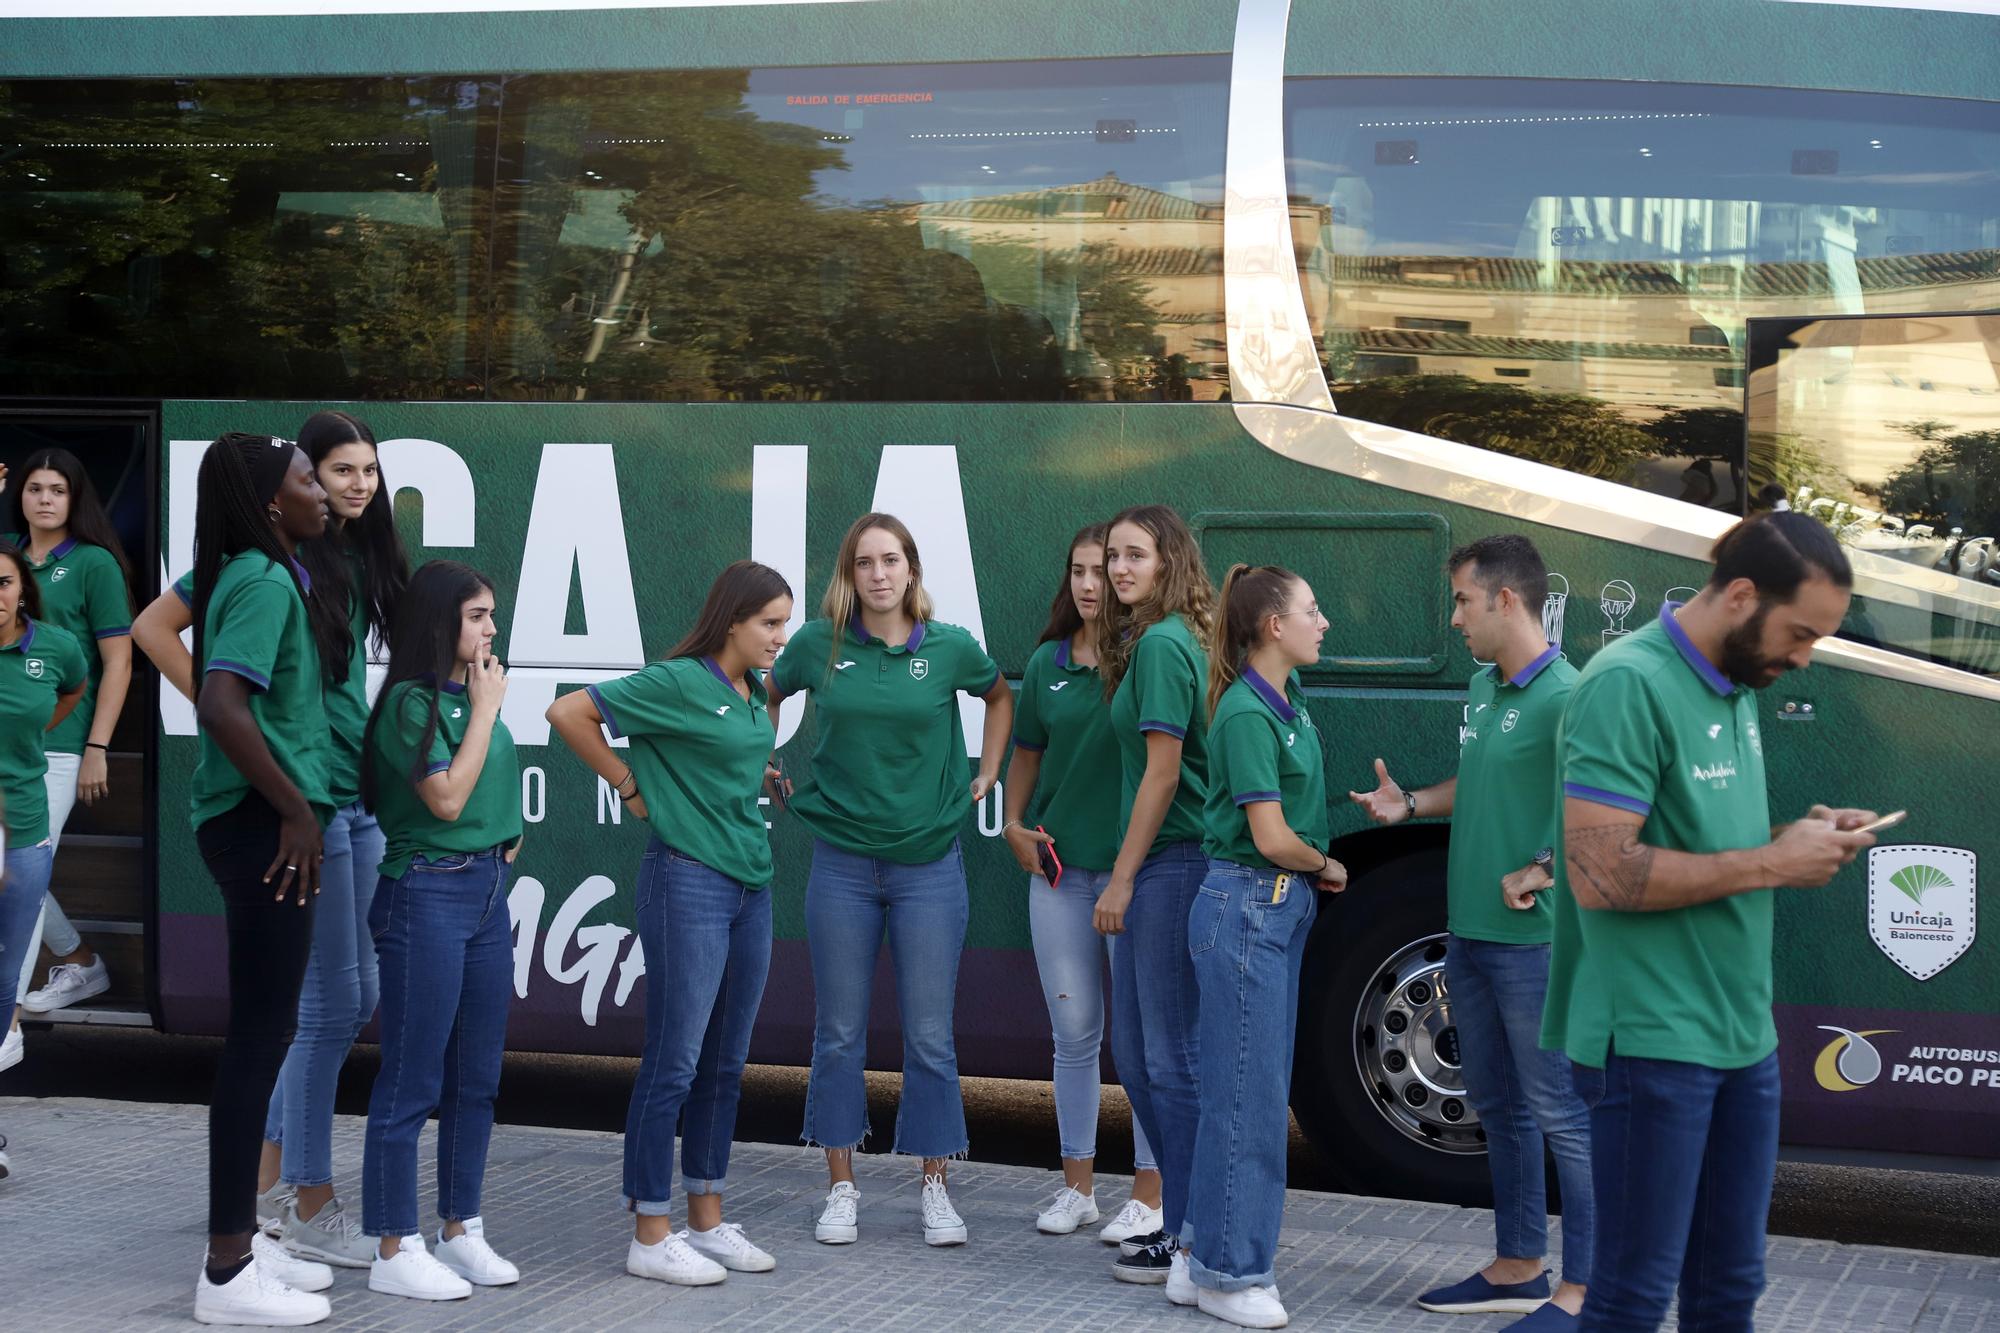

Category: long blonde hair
[1207, 563, 1299, 721]
[822, 512, 934, 670]
[1098, 504, 1215, 698]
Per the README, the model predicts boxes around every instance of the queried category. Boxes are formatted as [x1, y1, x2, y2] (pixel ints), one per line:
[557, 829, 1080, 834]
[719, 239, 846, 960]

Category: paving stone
[0, 1096, 1994, 1331]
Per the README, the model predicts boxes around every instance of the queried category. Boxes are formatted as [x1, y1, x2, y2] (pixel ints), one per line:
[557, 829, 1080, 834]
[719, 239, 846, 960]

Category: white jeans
[16, 751, 82, 1000]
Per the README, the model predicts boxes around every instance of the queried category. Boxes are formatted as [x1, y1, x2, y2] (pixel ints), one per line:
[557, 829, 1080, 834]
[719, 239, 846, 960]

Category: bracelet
[85, 742, 109, 752]
[1002, 820, 1024, 835]
[613, 768, 636, 797]
[1316, 852, 1331, 876]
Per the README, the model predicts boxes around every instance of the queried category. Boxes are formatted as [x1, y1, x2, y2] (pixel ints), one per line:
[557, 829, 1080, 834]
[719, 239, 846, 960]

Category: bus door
[1, 405, 158, 1028]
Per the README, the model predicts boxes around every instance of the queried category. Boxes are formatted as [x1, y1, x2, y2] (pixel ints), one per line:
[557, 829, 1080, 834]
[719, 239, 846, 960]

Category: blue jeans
[264, 803, 383, 1187]
[624, 840, 773, 1215]
[0, 841, 56, 1016]
[362, 848, 514, 1237]
[1448, 934, 1594, 1285]
[801, 838, 968, 1159]
[1109, 839, 1206, 1236]
[1028, 866, 1156, 1171]
[1574, 1050, 1781, 1332]
[1182, 860, 1317, 1290]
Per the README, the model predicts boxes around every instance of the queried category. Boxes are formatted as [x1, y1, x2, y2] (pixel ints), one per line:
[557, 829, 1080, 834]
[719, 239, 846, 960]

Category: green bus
[3, 0, 1995, 1201]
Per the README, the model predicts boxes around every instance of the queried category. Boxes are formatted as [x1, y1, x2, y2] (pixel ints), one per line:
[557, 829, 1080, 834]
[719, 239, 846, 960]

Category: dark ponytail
[1207, 563, 1299, 722]
[360, 560, 495, 812]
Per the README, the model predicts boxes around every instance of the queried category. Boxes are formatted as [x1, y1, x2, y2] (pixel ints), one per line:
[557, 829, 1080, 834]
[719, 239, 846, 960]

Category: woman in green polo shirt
[358, 561, 522, 1303]
[1096, 503, 1214, 1287]
[0, 543, 87, 1077]
[183, 432, 343, 1326]
[1000, 522, 1162, 1243]
[2, 449, 133, 1017]
[1183, 564, 1346, 1329]
[766, 512, 1013, 1250]
[547, 560, 794, 1287]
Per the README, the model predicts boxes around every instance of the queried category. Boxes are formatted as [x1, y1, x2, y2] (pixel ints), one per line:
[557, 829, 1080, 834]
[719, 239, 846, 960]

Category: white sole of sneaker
[1112, 1265, 1171, 1285]
[193, 1299, 330, 1327]
[625, 1261, 727, 1287]
[1415, 1298, 1549, 1315]
[694, 1252, 775, 1273]
[23, 977, 110, 1013]
[280, 1239, 372, 1270]
[367, 1275, 471, 1301]
[1037, 1210, 1099, 1235]
[923, 1227, 968, 1247]
[1196, 1297, 1288, 1329]
[1168, 1286, 1198, 1308]
[815, 1225, 858, 1244]
[437, 1261, 519, 1287]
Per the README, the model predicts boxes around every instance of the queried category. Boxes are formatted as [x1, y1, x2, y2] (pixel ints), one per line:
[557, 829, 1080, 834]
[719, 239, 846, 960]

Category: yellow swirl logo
[1814, 1026, 1895, 1092]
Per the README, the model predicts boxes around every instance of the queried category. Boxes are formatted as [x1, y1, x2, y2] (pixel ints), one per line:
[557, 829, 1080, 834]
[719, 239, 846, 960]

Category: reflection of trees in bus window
[1284, 76, 2000, 512]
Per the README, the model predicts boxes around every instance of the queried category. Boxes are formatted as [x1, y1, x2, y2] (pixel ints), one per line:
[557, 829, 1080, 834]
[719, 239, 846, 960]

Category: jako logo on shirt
[834, 660, 856, 671]
[1691, 760, 1736, 786]
[910, 658, 929, 680]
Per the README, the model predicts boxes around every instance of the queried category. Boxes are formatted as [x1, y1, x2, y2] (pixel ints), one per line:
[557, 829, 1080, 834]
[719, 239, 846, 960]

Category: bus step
[63, 918, 145, 937]
[32, 1003, 153, 1028]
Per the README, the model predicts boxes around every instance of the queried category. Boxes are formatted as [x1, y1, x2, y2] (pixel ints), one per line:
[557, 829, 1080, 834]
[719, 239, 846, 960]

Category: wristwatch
[1402, 790, 1418, 821]
[1532, 846, 1555, 871]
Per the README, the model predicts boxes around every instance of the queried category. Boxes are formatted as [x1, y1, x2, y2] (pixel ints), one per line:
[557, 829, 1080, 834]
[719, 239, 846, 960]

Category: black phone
[770, 758, 789, 812]
[1035, 825, 1063, 889]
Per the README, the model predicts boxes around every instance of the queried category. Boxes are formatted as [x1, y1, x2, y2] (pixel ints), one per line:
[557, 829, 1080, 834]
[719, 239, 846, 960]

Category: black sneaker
[1118, 1227, 1165, 1259]
[1112, 1234, 1176, 1285]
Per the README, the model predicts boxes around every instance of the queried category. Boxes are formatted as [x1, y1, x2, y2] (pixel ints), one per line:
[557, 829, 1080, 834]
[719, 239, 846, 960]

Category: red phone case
[1035, 825, 1063, 888]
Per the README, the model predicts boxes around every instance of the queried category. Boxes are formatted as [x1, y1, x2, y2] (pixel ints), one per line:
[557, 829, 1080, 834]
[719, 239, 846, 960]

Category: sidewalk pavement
[3, 1097, 1997, 1331]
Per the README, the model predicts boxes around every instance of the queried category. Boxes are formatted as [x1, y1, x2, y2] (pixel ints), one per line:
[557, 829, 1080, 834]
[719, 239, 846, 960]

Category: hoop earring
[266, 508, 283, 524]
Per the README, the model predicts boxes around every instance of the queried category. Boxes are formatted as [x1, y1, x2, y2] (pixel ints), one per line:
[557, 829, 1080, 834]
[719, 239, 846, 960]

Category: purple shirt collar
[289, 555, 314, 596]
[1660, 601, 1736, 697]
[2, 616, 36, 653]
[45, 537, 78, 562]
[1243, 667, 1297, 724]
[848, 614, 926, 654]
[1498, 642, 1562, 688]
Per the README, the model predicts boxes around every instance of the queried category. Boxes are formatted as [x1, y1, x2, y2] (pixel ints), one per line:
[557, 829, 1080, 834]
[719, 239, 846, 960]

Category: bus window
[0, 76, 488, 401]
[1284, 77, 2000, 512]
[1747, 311, 2000, 678]
[491, 56, 1227, 403]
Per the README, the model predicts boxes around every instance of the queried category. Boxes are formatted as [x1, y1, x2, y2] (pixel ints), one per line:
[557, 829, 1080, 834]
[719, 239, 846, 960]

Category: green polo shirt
[1012, 635, 1122, 872]
[1110, 613, 1210, 855]
[190, 552, 333, 830]
[587, 656, 776, 888]
[7, 536, 131, 756]
[369, 676, 522, 880]
[1448, 645, 1579, 945]
[1542, 606, 1774, 1070]
[1202, 668, 1328, 869]
[179, 549, 369, 806]
[0, 618, 88, 843]
[770, 616, 1001, 865]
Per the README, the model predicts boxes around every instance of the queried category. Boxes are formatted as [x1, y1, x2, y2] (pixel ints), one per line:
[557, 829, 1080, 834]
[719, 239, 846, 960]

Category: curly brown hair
[1097, 504, 1215, 698]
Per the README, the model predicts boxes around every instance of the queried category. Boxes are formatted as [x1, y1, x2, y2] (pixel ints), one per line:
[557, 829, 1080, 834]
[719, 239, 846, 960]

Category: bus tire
[1291, 847, 1492, 1205]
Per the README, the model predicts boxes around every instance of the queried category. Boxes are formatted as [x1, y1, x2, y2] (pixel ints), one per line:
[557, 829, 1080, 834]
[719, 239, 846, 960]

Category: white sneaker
[281, 1196, 374, 1268]
[194, 1254, 331, 1326]
[920, 1173, 967, 1247]
[1099, 1196, 1163, 1245]
[0, 1133, 10, 1182]
[255, 1183, 296, 1232]
[1036, 1185, 1100, 1235]
[1167, 1248, 1197, 1306]
[0, 1027, 22, 1074]
[22, 957, 110, 1013]
[1198, 1284, 1289, 1329]
[367, 1234, 472, 1301]
[686, 1222, 776, 1273]
[253, 1231, 333, 1294]
[626, 1232, 728, 1286]
[815, 1181, 860, 1245]
[433, 1217, 519, 1286]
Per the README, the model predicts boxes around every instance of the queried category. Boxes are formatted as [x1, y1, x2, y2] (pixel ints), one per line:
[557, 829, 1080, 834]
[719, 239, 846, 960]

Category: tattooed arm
[1564, 799, 1874, 912]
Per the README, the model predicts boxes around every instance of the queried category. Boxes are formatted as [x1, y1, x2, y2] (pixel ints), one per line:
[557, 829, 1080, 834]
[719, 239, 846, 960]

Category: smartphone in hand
[770, 758, 789, 813]
[1035, 825, 1063, 889]
[1857, 809, 1906, 834]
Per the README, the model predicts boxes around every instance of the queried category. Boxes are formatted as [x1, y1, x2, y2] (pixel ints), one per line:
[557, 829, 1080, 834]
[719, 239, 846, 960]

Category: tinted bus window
[1285, 78, 2000, 512]
[0, 77, 489, 400]
[493, 57, 1228, 403]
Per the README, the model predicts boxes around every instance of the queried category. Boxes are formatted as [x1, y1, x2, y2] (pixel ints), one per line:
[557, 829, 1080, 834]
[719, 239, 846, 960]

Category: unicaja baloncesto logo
[1867, 845, 1978, 981]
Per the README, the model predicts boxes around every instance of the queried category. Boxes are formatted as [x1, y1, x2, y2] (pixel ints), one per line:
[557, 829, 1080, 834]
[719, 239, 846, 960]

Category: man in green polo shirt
[1548, 512, 1876, 1331]
[1352, 534, 1592, 1329]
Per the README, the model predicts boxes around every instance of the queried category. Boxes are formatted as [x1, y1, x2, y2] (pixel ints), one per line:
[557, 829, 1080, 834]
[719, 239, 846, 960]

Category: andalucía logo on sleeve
[1867, 845, 1976, 981]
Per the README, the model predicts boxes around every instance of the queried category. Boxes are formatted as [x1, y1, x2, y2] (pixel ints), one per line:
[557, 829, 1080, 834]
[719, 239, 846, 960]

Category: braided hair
[189, 433, 350, 699]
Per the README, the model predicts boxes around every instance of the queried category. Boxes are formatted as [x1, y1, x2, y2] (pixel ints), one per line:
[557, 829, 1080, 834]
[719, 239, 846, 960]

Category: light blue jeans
[1182, 859, 1317, 1291]
[1109, 839, 1207, 1236]
[264, 802, 383, 1187]
[0, 840, 56, 1016]
[362, 848, 513, 1237]
[1028, 865, 1156, 1171]
[1448, 933, 1594, 1285]
[802, 838, 969, 1159]
[623, 840, 773, 1215]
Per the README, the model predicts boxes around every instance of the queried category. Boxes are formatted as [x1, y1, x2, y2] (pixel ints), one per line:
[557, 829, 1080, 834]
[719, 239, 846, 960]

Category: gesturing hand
[1348, 758, 1408, 826]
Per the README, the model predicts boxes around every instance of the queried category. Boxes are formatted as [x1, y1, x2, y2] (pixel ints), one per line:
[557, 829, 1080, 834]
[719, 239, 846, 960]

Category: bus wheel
[1292, 848, 1491, 1204]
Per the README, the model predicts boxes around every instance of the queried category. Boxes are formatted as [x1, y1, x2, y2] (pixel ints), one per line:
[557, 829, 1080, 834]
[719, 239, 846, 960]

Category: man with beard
[1545, 511, 1878, 1332]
